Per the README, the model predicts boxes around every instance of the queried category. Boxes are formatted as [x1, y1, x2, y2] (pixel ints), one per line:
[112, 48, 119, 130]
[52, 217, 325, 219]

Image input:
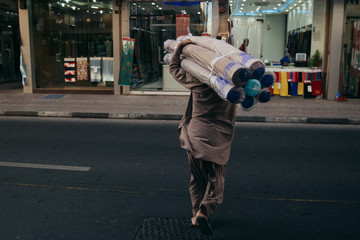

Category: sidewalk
[1, 82, 360, 124]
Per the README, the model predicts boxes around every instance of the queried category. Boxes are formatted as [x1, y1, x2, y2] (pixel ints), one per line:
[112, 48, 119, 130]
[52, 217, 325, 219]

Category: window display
[129, 1, 206, 91]
[32, 0, 113, 89]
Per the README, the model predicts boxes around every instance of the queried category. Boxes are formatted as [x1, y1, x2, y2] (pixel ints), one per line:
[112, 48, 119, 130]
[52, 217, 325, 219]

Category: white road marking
[0, 161, 91, 172]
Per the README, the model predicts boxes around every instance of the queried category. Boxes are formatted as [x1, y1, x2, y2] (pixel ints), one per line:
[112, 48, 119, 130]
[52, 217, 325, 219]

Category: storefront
[29, 0, 114, 93]
[0, 0, 20, 84]
[18, 0, 352, 100]
[124, 0, 211, 93]
[342, 1, 360, 99]
[230, 0, 327, 99]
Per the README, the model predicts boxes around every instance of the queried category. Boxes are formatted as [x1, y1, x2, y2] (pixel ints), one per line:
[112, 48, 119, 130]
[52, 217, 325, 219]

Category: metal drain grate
[135, 218, 212, 240]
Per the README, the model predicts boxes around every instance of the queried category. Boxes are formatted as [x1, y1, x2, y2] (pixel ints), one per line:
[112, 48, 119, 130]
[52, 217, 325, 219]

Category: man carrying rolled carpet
[169, 39, 237, 235]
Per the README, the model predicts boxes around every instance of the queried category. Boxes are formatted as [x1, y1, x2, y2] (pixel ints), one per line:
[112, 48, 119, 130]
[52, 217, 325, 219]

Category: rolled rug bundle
[241, 95, 256, 111]
[257, 89, 271, 103]
[163, 39, 178, 53]
[259, 71, 276, 89]
[244, 79, 261, 97]
[181, 58, 245, 104]
[181, 44, 250, 87]
[164, 53, 172, 65]
[177, 35, 266, 80]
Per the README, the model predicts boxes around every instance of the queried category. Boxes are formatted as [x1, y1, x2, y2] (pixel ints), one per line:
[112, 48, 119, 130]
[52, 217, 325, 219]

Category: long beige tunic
[169, 42, 237, 165]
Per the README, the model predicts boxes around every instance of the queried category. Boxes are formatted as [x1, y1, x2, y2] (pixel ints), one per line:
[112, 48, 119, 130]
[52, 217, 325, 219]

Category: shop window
[342, 3, 360, 98]
[32, 0, 113, 89]
[0, 3, 20, 84]
[129, 1, 206, 91]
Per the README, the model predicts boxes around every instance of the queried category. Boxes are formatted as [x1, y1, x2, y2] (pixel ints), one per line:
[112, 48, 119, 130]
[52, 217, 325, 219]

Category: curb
[0, 110, 359, 125]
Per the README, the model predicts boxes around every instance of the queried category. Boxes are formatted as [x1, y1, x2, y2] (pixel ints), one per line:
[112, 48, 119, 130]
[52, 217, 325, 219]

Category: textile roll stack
[164, 39, 251, 87]
[163, 53, 172, 65]
[181, 58, 245, 104]
[177, 36, 266, 79]
[164, 35, 275, 110]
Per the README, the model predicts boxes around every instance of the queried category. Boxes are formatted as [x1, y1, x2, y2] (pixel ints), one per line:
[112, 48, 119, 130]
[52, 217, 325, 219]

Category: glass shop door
[32, 1, 66, 88]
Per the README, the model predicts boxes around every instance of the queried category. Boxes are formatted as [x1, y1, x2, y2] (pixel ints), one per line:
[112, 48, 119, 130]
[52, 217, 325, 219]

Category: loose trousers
[187, 152, 226, 217]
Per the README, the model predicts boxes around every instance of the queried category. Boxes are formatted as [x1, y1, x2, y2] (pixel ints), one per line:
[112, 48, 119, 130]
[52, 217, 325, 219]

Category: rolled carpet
[181, 43, 250, 87]
[177, 36, 266, 79]
[164, 53, 172, 65]
[180, 58, 245, 104]
[259, 71, 276, 89]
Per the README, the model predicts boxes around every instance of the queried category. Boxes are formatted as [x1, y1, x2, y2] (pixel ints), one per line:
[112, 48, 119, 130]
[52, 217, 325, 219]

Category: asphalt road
[0, 117, 359, 240]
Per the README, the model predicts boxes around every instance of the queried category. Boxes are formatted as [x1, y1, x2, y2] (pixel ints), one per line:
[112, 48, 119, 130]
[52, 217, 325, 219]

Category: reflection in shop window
[32, 0, 113, 89]
[129, 1, 208, 91]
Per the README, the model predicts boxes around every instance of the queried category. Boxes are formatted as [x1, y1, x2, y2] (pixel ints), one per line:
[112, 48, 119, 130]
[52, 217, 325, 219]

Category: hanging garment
[290, 72, 299, 96]
[311, 71, 323, 96]
[273, 72, 280, 95]
[304, 73, 315, 98]
[76, 57, 88, 81]
[102, 57, 114, 82]
[119, 38, 135, 86]
[90, 57, 102, 83]
[280, 71, 289, 96]
[297, 72, 304, 95]
[64, 58, 76, 82]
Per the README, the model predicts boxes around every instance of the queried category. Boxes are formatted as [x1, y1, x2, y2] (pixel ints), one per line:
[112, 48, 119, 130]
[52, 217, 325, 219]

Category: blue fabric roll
[258, 89, 271, 103]
[241, 95, 256, 111]
[252, 67, 265, 80]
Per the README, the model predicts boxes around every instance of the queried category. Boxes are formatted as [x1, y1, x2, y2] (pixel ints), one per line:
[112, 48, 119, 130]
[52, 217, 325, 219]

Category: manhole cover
[135, 218, 212, 240]
[41, 95, 64, 100]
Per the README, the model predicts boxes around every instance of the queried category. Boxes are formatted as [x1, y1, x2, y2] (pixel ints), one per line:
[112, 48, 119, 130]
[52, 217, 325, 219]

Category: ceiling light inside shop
[91, 6, 99, 9]
[152, 2, 155, 5]
[159, 7, 162, 10]
[198, 12, 201, 14]
[65, 0, 70, 3]
[93, 0, 96, 2]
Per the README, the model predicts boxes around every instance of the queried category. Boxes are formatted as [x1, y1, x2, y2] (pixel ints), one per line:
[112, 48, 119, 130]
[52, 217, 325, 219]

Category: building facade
[15, 0, 360, 100]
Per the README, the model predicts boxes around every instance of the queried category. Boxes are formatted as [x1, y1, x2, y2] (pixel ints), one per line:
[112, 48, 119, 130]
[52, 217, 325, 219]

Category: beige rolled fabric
[177, 36, 266, 79]
[163, 39, 178, 53]
[180, 58, 245, 103]
[163, 53, 172, 65]
[180, 44, 250, 87]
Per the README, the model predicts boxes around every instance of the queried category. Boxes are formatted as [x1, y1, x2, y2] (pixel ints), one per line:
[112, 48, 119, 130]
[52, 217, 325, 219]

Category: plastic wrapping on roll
[164, 53, 172, 65]
[177, 35, 265, 79]
[163, 39, 178, 53]
[181, 44, 250, 87]
[180, 58, 245, 104]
